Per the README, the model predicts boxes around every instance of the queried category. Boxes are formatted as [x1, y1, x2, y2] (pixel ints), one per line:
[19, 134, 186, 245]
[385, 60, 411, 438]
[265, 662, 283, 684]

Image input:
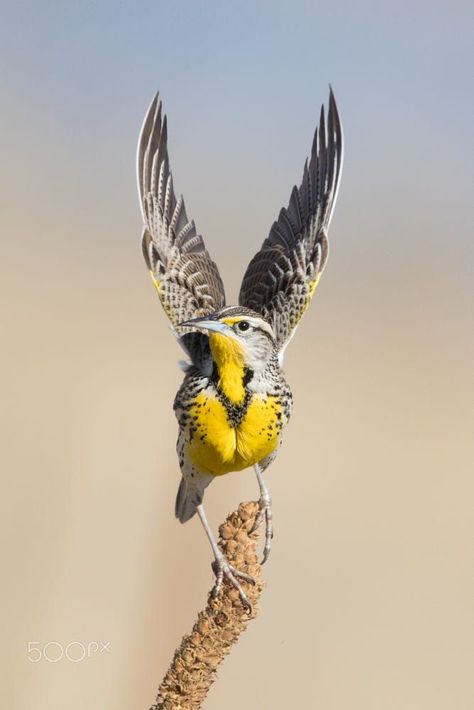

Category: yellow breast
[186, 392, 281, 476]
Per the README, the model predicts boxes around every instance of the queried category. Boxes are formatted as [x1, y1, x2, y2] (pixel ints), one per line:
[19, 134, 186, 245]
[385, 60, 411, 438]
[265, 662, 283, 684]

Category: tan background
[1, 2, 472, 708]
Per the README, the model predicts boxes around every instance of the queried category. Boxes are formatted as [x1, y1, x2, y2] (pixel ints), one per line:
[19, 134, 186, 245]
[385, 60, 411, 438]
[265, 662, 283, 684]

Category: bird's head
[178, 306, 276, 374]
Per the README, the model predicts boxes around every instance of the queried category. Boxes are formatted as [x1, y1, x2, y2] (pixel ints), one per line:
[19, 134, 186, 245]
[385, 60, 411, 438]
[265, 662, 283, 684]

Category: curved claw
[251, 493, 273, 564]
[211, 555, 255, 611]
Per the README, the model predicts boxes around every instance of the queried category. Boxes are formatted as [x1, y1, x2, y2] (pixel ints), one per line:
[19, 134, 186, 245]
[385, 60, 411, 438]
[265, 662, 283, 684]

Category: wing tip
[327, 84, 343, 152]
[326, 84, 344, 221]
[137, 90, 172, 225]
[136, 91, 161, 208]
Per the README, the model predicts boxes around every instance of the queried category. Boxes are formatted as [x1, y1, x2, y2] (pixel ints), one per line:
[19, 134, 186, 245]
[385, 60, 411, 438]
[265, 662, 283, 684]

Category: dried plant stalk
[151, 501, 264, 710]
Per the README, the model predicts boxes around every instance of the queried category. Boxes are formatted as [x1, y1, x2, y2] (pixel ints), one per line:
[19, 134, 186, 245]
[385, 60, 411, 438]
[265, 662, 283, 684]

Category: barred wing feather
[137, 94, 226, 328]
[239, 88, 343, 354]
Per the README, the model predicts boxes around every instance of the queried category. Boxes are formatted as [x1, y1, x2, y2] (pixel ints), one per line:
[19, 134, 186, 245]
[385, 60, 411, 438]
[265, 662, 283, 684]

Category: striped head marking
[178, 308, 276, 403]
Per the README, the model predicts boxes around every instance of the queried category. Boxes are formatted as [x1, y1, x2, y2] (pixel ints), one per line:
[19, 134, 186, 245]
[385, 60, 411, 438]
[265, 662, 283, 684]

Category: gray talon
[253, 464, 274, 564]
[251, 492, 273, 563]
[211, 555, 255, 609]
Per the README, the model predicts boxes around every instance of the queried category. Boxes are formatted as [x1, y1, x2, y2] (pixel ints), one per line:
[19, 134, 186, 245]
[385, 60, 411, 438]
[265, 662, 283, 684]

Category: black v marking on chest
[217, 389, 252, 427]
[209, 363, 255, 426]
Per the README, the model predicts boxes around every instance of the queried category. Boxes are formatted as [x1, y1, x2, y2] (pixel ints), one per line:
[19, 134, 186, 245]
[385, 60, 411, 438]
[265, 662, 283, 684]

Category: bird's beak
[177, 318, 231, 336]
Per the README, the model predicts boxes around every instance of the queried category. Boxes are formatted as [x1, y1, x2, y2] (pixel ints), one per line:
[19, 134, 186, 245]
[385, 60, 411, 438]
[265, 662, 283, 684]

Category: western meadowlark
[137, 89, 343, 608]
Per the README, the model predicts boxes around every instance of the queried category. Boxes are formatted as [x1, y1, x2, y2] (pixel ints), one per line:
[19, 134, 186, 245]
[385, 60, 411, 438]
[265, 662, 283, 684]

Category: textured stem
[151, 501, 264, 710]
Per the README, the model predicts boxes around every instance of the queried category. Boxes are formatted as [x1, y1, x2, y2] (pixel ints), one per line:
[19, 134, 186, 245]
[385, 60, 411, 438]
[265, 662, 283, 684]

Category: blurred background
[1, 1, 472, 708]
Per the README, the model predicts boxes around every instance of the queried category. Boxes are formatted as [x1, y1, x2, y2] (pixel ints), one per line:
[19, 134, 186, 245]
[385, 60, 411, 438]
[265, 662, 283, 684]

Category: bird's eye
[237, 320, 250, 332]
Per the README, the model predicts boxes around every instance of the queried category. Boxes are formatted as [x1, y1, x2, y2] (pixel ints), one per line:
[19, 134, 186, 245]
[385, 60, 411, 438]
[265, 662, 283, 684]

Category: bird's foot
[250, 491, 273, 564]
[211, 553, 255, 611]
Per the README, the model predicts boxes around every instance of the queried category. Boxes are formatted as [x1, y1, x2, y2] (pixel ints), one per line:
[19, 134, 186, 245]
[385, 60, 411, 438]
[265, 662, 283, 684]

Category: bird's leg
[250, 463, 273, 563]
[196, 503, 254, 610]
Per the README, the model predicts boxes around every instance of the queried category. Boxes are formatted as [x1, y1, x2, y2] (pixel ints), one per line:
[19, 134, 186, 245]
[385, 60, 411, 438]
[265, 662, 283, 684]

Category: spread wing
[239, 88, 343, 355]
[137, 94, 226, 328]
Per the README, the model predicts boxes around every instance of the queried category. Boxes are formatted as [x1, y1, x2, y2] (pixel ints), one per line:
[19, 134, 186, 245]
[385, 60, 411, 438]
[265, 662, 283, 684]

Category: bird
[137, 88, 343, 609]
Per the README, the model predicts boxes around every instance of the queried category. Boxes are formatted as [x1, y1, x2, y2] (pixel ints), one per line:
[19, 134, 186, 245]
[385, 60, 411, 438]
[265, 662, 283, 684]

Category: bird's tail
[175, 475, 212, 523]
[175, 478, 197, 522]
